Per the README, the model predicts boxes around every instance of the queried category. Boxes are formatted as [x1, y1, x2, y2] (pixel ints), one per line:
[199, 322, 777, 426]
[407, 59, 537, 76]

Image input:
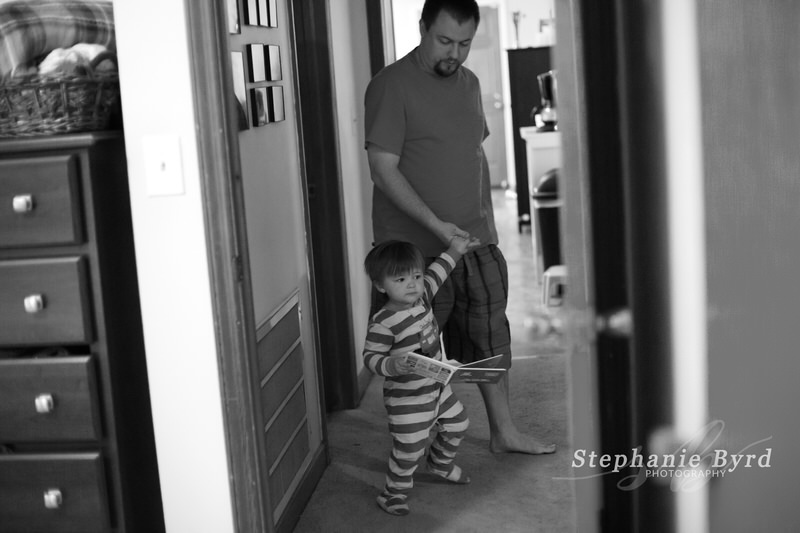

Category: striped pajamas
[364, 252, 469, 498]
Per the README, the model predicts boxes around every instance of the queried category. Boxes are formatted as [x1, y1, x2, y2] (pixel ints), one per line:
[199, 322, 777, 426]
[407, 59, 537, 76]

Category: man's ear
[373, 281, 386, 294]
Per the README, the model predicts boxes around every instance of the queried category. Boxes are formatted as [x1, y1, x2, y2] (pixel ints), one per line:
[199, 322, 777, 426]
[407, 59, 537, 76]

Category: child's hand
[386, 355, 411, 376]
[448, 234, 481, 256]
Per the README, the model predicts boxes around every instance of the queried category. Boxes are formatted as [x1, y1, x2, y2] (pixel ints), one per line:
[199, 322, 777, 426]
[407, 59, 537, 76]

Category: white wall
[506, 0, 555, 48]
[329, 2, 375, 381]
[113, 1, 235, 532]
[392, 0, 423, 59]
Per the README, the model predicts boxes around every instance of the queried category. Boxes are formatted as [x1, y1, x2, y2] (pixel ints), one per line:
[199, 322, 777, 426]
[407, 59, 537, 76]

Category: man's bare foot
[490, 430, 556, 455]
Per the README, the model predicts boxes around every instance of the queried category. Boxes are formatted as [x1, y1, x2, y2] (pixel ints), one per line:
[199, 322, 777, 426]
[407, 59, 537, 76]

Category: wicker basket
[0, 53, 120, 138]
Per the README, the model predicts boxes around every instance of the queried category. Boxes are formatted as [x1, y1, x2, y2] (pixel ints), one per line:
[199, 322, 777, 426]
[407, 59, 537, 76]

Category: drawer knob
[12, 194, 34, 213]
[24, 294, 45, 313]
[35, 393, 55, 414]
[43, 488, 63, 509]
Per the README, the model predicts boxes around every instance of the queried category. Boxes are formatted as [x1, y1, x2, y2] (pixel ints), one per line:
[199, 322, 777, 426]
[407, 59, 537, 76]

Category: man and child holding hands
[362, 0, 555, 516]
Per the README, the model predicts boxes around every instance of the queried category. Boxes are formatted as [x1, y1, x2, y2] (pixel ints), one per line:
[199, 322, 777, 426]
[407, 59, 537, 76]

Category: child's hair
[364, 240, 426, 282]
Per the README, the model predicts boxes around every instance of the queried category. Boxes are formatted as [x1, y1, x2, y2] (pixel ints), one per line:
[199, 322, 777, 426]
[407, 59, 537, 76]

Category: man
[364, 0, 555, 455]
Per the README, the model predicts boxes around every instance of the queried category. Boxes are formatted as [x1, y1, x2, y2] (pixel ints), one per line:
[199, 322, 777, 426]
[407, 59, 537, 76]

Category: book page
[402, 352, 507, 385]
[453, 353, 506, 383]
[402, 353, 456, 385]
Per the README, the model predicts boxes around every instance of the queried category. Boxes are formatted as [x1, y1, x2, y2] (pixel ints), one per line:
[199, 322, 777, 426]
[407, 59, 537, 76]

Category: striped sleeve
[424, 251, 456, 300]
[363, 318, 395, 376]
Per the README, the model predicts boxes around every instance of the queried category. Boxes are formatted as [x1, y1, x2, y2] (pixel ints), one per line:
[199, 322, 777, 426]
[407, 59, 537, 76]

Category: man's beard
[434, 59, 460, 77]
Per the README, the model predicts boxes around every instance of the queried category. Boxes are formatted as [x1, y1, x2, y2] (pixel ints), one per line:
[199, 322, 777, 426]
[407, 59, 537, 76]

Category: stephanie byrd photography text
[572, 447, 773, 476]
[560, 419, 775, 490]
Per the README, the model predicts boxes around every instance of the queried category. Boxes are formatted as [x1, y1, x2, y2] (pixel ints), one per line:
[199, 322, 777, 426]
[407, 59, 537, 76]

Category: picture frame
[243, 0, 258, 26]
[265, 45, 281, 81]
[267, 0, 278, 28]
[231, 51, 249, 130]
[250, 87, 268, 127]
[267, 86, 285, 123]
[257, 0, 269, 27]
[246, 44, 281, 83]
[226, 0, 240, 33]
[246, 44, 266, 83]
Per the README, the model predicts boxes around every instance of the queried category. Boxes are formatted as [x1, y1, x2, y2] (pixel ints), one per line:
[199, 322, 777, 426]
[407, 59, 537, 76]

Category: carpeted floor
[293, 191, 575, 532]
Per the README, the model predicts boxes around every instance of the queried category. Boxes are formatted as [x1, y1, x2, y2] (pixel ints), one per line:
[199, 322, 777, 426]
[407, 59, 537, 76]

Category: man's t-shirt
[364, 47, 498, 257]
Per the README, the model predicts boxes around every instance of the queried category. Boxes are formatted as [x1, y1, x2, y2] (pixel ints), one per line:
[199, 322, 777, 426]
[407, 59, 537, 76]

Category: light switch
[143, 134, 185, 197]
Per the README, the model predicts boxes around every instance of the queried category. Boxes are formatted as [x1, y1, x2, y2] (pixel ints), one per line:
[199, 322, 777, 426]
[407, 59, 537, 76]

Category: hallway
[293, 190, 575, 532]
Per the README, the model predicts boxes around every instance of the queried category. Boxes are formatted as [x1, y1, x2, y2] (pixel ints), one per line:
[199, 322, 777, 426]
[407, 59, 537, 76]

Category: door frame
[183, 0, 336, 531]
[554, 2, 601, 531]
[289, 0, 360, 412]
[616, 0, 708, 530]
[553, 0, 648, 533]
[184, 1, 271, 531]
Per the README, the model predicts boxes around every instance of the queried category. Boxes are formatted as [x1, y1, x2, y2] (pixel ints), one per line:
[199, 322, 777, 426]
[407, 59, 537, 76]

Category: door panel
[229, 1, 327, 530]
[698, 2, 800, 531]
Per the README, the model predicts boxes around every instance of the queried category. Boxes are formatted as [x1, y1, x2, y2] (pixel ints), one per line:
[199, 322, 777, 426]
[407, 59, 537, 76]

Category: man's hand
[385, 355, 411, 377]
[435, 222, 471, 246]
[449, 234, 482, 256]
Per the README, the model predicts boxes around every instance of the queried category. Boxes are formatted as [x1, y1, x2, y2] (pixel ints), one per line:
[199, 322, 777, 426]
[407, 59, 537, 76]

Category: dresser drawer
[0, 257, 93, 345]
[0, 453, 110, 533]
[0, 155, 84, 248]
[0, 356, 101, 443]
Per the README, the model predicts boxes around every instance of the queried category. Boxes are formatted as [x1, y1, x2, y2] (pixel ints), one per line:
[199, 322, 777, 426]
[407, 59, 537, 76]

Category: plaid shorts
[431, 245, 511, 365]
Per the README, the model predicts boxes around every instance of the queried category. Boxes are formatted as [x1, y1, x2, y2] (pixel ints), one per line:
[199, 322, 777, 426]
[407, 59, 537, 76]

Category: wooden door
[464, 6, 507, 187]
[560, 0, 800, 531]
[184, 1, 328, 532]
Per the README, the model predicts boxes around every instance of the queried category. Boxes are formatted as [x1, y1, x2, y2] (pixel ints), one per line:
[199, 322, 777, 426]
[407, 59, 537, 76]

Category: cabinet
[506, 47, 552, 231]
[0, 134, 164, 532]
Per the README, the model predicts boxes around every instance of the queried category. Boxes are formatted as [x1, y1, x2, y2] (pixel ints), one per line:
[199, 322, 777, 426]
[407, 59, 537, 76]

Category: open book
[402, 352, 506, 386]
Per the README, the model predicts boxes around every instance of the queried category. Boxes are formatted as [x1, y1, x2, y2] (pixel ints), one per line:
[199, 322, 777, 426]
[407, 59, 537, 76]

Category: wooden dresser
[0, 133, 164, 532]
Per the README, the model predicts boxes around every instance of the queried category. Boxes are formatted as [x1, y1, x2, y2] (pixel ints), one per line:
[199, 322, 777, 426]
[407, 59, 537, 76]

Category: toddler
[363, 236, 478, 516]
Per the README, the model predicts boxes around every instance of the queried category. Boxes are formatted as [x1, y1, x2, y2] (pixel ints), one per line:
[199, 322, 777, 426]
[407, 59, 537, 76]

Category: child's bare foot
[427, 463, 471, 484]
[490, 430, 556, 455]
[376, 492, 409, 516]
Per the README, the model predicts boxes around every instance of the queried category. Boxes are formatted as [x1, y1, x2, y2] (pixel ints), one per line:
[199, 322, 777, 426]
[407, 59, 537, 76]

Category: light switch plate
[143, 134, 185, 197]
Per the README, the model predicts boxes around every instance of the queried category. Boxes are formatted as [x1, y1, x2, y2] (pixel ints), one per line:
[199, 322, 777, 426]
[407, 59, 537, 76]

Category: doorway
[295, 0, 580, 530]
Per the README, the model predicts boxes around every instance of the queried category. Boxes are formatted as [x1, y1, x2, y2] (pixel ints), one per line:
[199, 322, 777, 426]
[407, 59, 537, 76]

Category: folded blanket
[0, 0, 115, 79]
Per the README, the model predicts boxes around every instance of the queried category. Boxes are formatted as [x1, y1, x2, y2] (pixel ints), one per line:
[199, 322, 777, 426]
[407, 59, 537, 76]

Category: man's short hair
[420, 0, 480, 30]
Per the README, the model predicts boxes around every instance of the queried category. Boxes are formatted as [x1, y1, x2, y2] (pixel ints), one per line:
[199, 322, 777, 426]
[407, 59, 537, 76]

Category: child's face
[376, 268, 424, 310]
